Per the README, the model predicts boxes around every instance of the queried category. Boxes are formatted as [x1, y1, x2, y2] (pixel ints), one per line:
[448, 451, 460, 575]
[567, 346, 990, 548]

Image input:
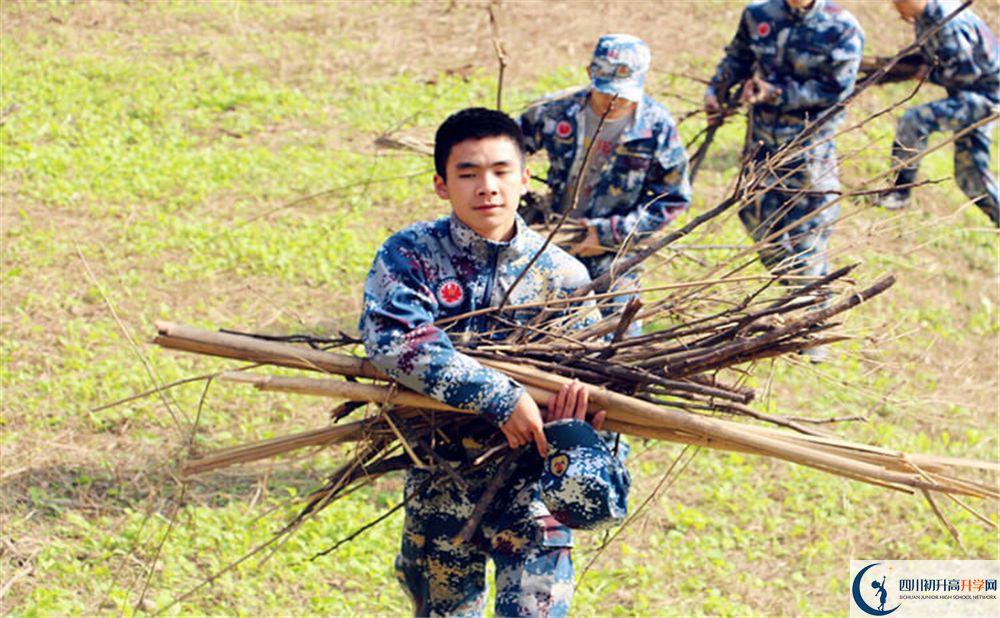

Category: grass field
[2, 1, 998, 616]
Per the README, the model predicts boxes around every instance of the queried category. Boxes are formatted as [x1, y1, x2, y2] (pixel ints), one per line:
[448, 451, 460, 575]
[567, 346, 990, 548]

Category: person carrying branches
[360, 107, 628, 617]
[518, 34, 692, 336]
[704, 0, 864, 361]
[875, 0, 999, 226]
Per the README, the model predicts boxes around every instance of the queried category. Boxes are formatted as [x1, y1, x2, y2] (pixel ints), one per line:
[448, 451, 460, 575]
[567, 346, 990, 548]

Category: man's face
[588, 89, 639, 120]
[893, 0, 927, 21]
[785, 0, 815, 8]
[434, 136, 529, 242]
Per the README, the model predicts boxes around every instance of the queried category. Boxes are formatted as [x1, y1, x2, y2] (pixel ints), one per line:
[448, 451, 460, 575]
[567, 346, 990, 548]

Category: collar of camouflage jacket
[572, 87, 657, 143]
[917, 0, 953, 29]
[783, 0, 825, 21]
[447, 212, 533, 264]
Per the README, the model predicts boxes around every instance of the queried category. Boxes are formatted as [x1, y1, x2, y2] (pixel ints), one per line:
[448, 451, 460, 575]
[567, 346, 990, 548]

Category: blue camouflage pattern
[915, 0, 1000, 96]
[361, 213, 599, 617]
[890, 0, 1000, 225]
[708, 0, 863, 278]
[397, 453, 574, 618]
[707, 0, 864, 145]
[361, 213, 597, 427]
[519, 88, 692, 287]
[540, 419, 631, 531]
[741, 138, 841, 278]
[589, 34, 651, 102]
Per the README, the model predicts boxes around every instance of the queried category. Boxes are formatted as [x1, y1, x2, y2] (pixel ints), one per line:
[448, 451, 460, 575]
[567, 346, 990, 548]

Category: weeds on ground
[1, 1, 997, 616]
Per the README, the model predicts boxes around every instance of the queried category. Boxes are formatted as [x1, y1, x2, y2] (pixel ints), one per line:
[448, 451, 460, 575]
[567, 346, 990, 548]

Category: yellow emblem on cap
[550, 454, 569, 477]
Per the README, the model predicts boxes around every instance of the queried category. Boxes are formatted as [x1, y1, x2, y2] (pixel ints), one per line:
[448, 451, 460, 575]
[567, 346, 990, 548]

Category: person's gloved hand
[740, 75, 782, 105]
[570, 224, 605, 258]
[704, 92, 723, 126]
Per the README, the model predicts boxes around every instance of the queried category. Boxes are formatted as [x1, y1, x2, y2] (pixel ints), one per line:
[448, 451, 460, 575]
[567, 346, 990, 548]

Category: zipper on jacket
[474, 244, 502, 333]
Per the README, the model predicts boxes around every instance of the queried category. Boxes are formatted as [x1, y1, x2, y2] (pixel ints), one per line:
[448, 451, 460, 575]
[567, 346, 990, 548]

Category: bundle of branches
[155, 251, 997, 530]
[150, 5, 1000, 563]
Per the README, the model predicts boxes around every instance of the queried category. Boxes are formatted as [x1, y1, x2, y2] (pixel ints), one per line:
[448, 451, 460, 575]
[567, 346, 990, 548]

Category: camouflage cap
[588, 34, 650, 102]
[540, 419, 631, 530]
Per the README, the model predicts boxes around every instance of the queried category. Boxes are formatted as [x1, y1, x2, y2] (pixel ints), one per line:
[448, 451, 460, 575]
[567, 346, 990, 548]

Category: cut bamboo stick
[210, 370, 995, 498]
[182, 421, 364, 476]
[154, 321, 383, 379]
[157, 323, 997, 500]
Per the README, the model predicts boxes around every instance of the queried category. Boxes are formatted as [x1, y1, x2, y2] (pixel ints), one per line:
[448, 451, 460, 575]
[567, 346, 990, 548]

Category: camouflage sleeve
[360, 236, 525, 425]
[707, 8, 756, 101]
[773, 24, 863, 112]
[590, 122, 691, 248]
[929, 20, 990, 86]
[519, 104, 545, 155]
[556, 257, 604, 332]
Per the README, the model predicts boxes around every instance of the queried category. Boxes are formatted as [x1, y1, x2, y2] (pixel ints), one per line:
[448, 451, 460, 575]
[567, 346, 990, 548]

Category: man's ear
[520, 165, 531, 195]
[433, 174, 449, 200]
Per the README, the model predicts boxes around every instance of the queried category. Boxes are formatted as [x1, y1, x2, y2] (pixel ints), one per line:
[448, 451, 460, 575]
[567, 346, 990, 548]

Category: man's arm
[707, 9, 757, 105]
[927, 19, 994, 86]
[519, 103, 546, 156]
[361, 236, 525, 426]
[588, 121, 692, 250]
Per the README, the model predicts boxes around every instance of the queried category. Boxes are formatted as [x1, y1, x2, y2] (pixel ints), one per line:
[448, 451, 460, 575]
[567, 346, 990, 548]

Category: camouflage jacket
[915, 0, 1000, 101]
[518, 88, 691, 253]
[708, 0, 864, 145]
[360, 214, 597, 426]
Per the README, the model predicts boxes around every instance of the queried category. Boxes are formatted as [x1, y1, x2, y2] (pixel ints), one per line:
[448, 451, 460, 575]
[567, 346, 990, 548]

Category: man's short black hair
[434, 107, 527, 180]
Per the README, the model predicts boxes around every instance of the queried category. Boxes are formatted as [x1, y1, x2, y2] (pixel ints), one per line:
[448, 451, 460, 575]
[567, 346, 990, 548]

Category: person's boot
[875, 190, 911, 211]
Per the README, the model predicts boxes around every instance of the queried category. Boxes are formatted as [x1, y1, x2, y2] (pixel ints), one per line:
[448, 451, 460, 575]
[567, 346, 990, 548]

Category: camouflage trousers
[891, 89, 1000, 226]
[740, 137, 840, 281]
[396, 453, 574, 617]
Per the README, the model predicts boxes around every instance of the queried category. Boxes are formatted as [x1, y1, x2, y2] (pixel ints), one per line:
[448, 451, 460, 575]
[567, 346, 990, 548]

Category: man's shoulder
[378, 217, 448, 251]
[638, 95, 677, 126]
[745, 0, 784, 21]
[518, 226, 592, 285]
[820, 1, 862, 33]
[522, 87, 587, 117]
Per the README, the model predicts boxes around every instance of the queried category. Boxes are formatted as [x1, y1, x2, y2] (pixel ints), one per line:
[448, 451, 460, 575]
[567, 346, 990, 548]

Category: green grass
[1, 1, 997, 616]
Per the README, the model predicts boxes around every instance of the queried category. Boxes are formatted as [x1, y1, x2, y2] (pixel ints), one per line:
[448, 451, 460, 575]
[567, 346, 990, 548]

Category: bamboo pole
[158, 324, 996, 498]
[154, 321, 383, 379]
[211, 370, 995, 498]
[182, 421, 364, 476]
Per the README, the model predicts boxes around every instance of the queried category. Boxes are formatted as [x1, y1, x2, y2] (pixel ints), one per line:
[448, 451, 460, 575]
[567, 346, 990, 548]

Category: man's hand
[501, 391, 548, 457]
[545, 379, 607, 431]
[704, 93, 723, 126]
[570, 225, 605, 258]
[911, 63, 930, 81]
[740, 76, 782, 105]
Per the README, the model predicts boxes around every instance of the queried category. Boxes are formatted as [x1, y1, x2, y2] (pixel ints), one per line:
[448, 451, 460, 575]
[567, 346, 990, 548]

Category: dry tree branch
[578, 445, 701, 584]
[488, 0, 507, 111]
[78, 245, 188, 434]
[778, 0, 974, 156]
[498, 94, 618, 310]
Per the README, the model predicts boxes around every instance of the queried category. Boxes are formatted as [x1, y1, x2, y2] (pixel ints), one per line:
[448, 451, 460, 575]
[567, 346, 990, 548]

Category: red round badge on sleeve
[757, 22, 771, 37]
[437, 279, 464, 308]
[555, 121, 573, 139]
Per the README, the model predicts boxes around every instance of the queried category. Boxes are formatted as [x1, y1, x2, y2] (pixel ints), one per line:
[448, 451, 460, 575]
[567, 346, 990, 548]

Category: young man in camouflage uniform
[877, 0, 999, 226]
[361, 108, 604, 617]
[519, 34, 691, 333]
[705, 0, 864, 301]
